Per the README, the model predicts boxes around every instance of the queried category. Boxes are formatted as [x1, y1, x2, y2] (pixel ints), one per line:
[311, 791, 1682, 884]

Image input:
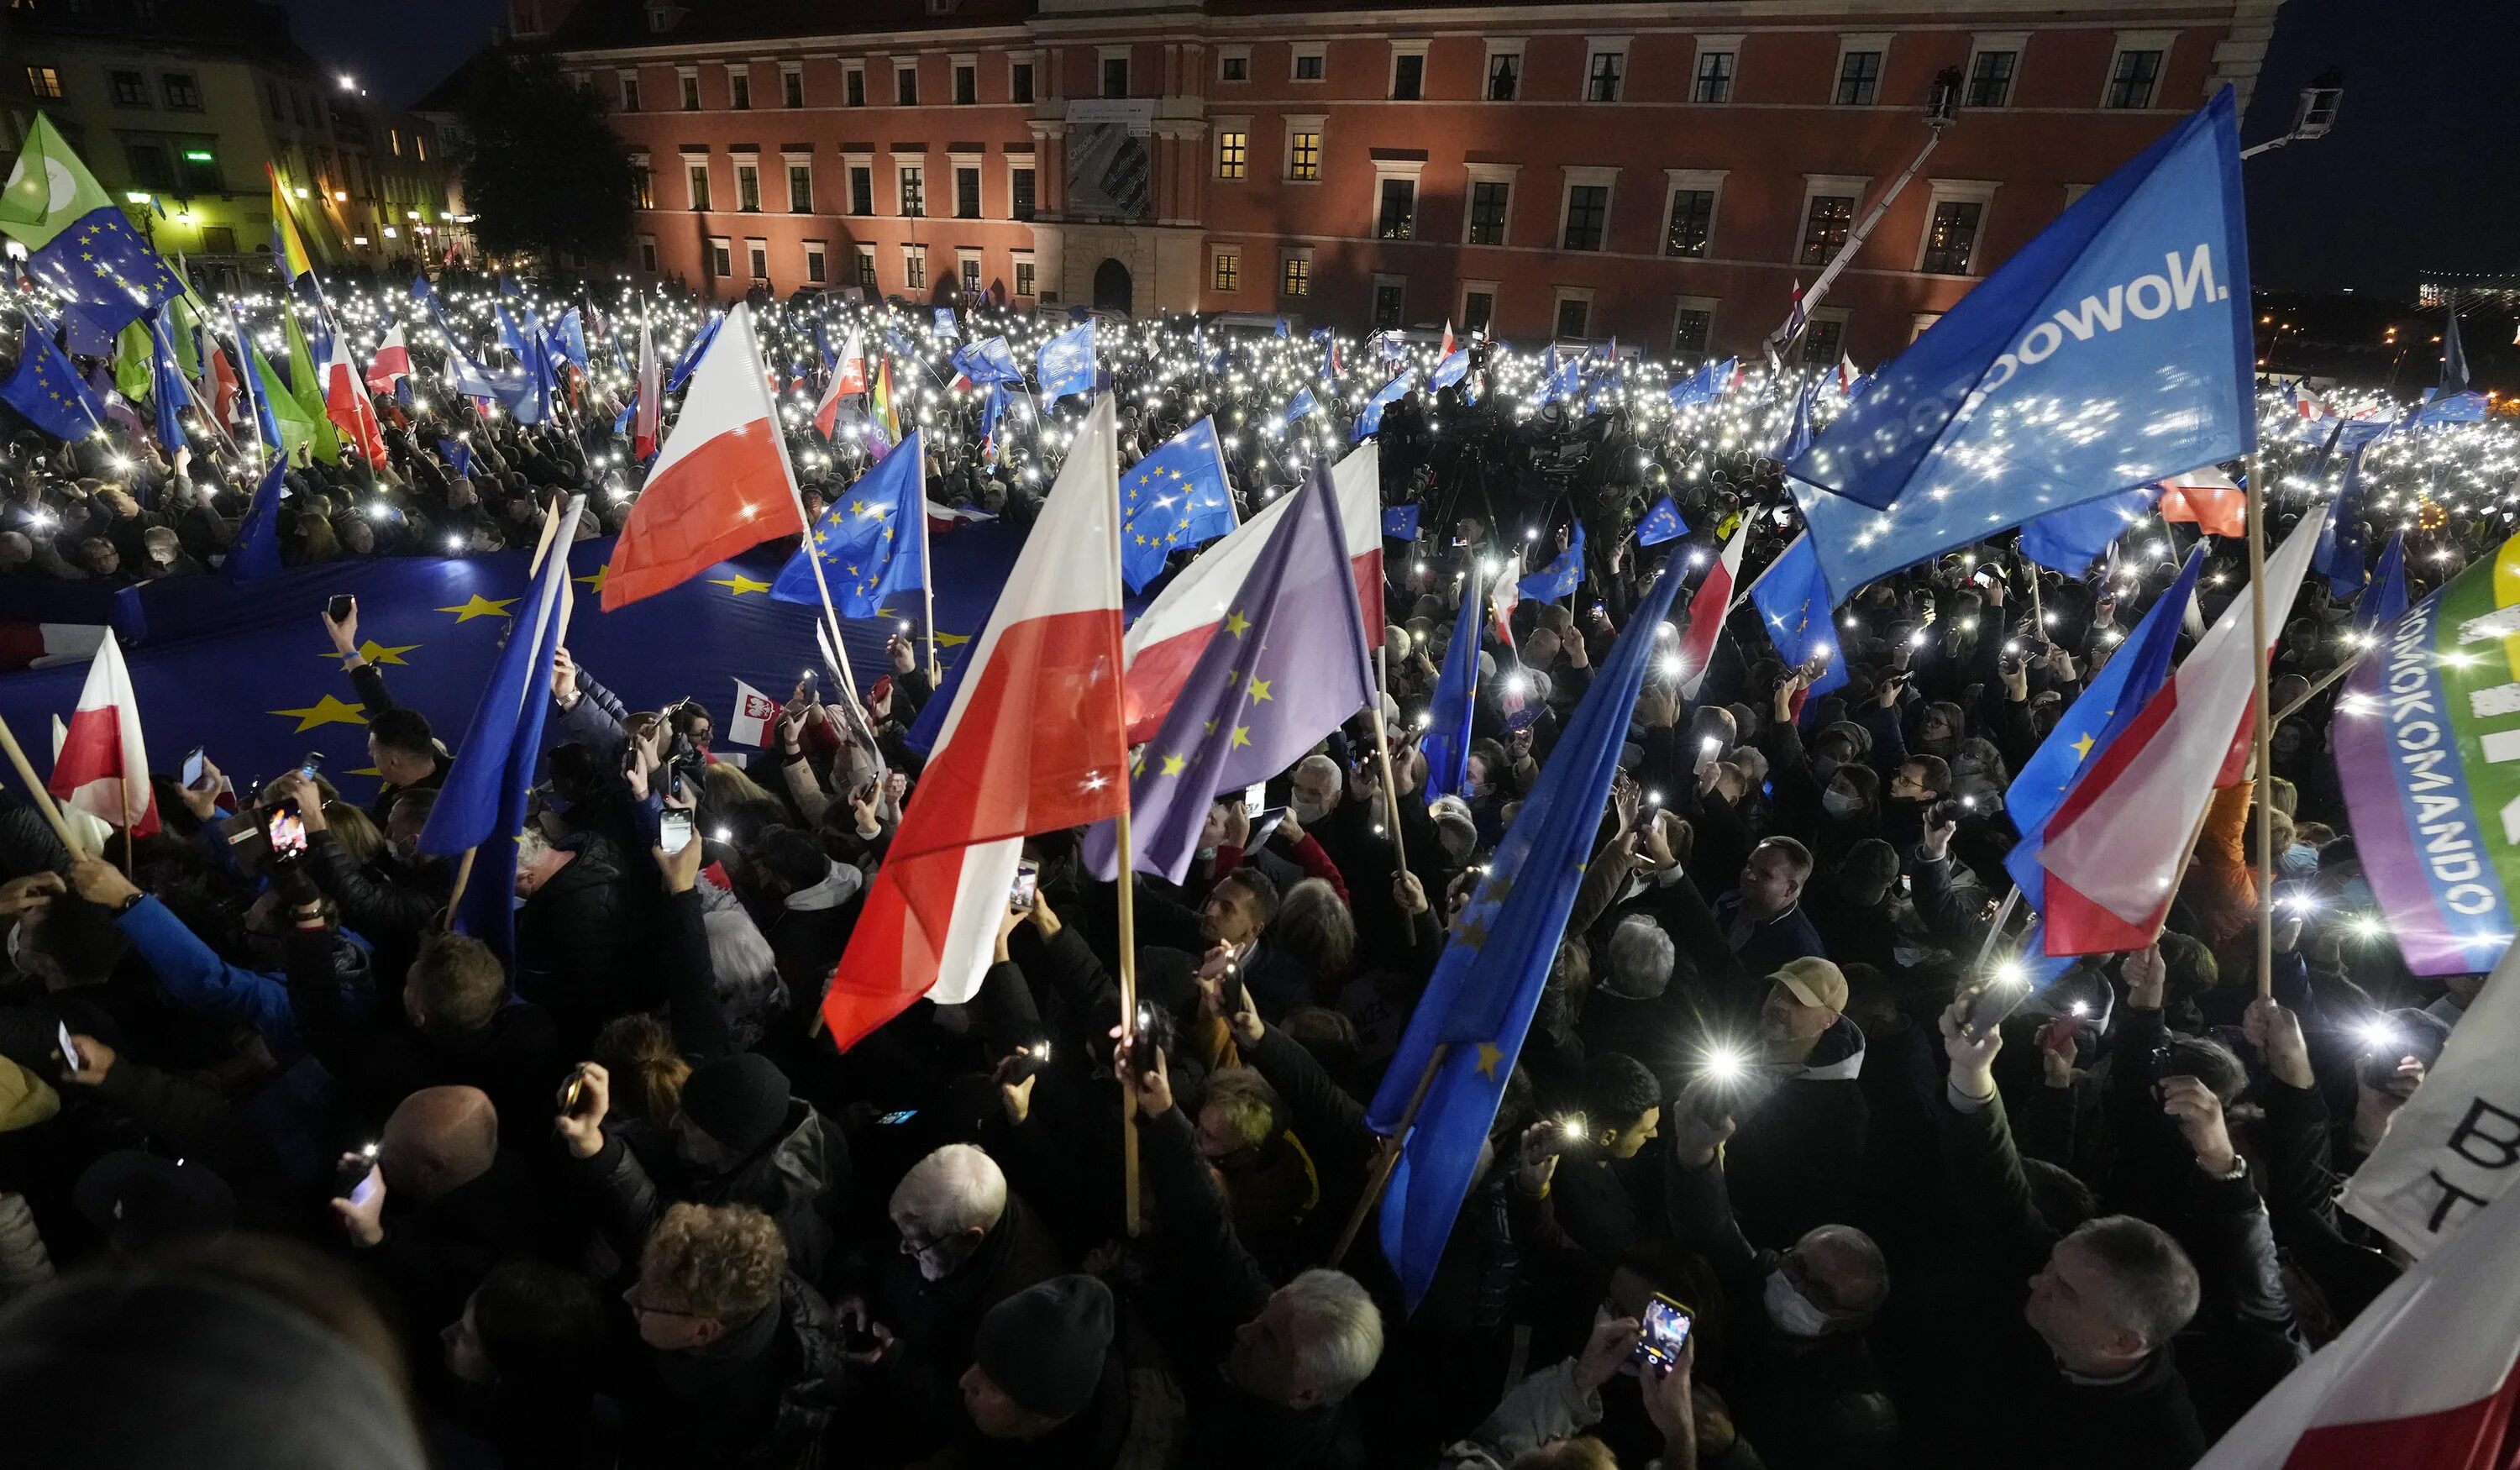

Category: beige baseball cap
[1772, 957, 1848, 1014]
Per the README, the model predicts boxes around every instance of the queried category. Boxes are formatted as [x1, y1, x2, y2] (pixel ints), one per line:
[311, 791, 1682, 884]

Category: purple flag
[1084, 458, 1376, 884]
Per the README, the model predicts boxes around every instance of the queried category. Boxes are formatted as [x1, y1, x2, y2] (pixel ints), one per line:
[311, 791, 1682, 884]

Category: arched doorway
[1092, 258, 1133, 314]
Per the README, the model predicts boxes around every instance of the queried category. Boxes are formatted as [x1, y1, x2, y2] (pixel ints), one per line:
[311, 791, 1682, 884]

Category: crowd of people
[0, 266, 2510, 1470]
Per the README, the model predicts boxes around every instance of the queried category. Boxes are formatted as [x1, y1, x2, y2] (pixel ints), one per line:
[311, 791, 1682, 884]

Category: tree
[456, 49, 634, 265]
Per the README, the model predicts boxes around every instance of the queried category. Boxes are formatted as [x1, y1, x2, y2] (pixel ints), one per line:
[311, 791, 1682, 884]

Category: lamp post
[2240, 69, 2344, 159]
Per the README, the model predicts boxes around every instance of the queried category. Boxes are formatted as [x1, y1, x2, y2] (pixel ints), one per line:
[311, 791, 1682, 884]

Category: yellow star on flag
[437, 594, 516, 622]
[2071, 733, 2095, 759]
[936, 632, 970, 648]
[575, 566, 611, 595]
[1231, 725, 1252, 748]
[1247, 677, 1273, 703]
[1159, 753, 1188, 776]
[707, 575, 773, 596]
[1222, 610, 1251, 638]
[321, 641, 420, 667]
[1474, 1042, 1504, 1078]
[268, 694, 369, 732]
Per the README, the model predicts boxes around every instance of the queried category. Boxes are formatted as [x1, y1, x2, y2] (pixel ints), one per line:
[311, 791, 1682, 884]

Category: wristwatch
[113, 891, 143, 916]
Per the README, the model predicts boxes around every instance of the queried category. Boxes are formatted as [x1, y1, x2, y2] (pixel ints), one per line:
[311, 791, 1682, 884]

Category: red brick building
[517, 0, 2286, 365]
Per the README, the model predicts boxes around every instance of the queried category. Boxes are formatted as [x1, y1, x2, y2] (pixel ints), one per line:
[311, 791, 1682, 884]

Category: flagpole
[0, 713, 86, 857]
[1116, 764, 1143, 1239]
[2275, 650, 2365, 724]
[742, 307, 874, 732]
[1369, 641, 1410, 875]
[916, 446, 941, 685]
[1330, 1041, 1449, 1265]
[2245, 448, 2275, 999]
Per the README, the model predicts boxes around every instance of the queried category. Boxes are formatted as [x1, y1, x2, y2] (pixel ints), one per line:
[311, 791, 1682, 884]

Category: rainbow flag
[867, 358, 900, 461]
[267, 165, 315, 281]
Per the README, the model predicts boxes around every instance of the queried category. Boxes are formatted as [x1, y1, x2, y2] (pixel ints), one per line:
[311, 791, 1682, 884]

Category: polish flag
[926, 499, 995, 533]
[1836, 351, 1861, 393]
[725, 678, 779, 748]
[1439, 320, 1456, 359]
[2159, 465, 2247, 538]
[325, 342, 389, 470]
[814, 325, 867, 438]
[365, 323, 411, 393]
[822, 396, 1130, 1048]
[1119, 440, 1383, 742]
[49, 635, 158, 837]
[602, 303, 807, 612]
[1673, 521, 1749, 700]
[2195, 1185, 2520, 1470]
[207, 339, 242, 433]
[2037, 505, 2328, 954]
[632, 314, 662, 460]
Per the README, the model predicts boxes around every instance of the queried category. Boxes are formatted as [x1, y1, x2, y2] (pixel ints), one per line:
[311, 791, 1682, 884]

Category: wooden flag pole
[2244, 450, 2276, 999]
[1368, 642, 1410, 876]
[440, 848, 478, 931]
[2273, 650, 2364, 725]
[0, 713, 84, 857]
[1116, 799, 1143, 1237]
[1329, 1041, 1450, 1265]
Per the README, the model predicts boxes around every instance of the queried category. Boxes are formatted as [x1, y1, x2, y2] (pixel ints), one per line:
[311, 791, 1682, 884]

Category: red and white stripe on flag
[2160, 464, 2248, 538]
[49, 634, 158, 837]
[1674, 522, 1749, 701]
[726, 679, 780, 748]
[821, 395, 1131, 1050]
[365, 323, 411, 392]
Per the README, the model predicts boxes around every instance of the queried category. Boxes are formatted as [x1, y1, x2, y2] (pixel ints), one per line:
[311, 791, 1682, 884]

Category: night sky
[284, 0, 2516, 302]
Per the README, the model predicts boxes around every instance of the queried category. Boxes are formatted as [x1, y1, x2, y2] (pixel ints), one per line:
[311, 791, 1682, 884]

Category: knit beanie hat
[973, 1274, 1114, 1420]
[680, 1053, 791, 1155]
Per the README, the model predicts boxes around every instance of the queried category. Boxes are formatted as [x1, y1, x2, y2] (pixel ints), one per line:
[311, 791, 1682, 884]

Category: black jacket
[858, 1190, 1064, 1458]
[577, 1100, 851, 1285]
[627, 1273, 847, 1470]
[517, 832, 653, 1054]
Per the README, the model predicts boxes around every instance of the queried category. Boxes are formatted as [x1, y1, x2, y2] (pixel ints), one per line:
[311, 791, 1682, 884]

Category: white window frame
[948, 150, 984, 218]
[684, 153, 713, 212]
[638, 234, 659, 272]
[2061, 182, 2092, 208]
[1693, 34, 1743, 103]
[731, 150, 762, 213]
[1584, 37, 1631, 102]
[1795, 173, 1872, 264]
[781, 149, 814, 213]
[1459, 279, 1500, 332]
[949, 51, 979, 103]
[893, 149, 928, 217]
[1216, 45, 1252, 83]
[726, 61, 753, 109]
[1371, 156, 1426, 239]
[705, 236, 732, 278]
[1388, 41, 1430, 101]
[841, 149, 875, 215]
[842, 60, 867, 106]
[1661, 168, 1727, 258]
[1209, 242, 1243, 295]
[619, 69, 643, 110]
[803, 239, 827, 283]
[1213, 115, 1252, 181]
[1289, 42, 1326, 83]
[1278, 245, 1315, 297]
[1007, 50, 1039, 102]
[900, 242, 928, 291]
[855, 242, 879, 289]
[1914, 179, 1998, 276]
[1370, 273, 1409, 327]
[780, 60, 804, 107]
[1557, 165, 1619, 252]
[1911, 312, 1942, 343]
[1011, 249, 1037, 300]
[894, 60, 920, 106]
[744, 236, 769, 281]
[1965, 32, 2026, 108]
[1095, 45, 1131, 97]
[1671, 295, 1719, 356]
[2102, 30, 2176, 109]
[1482, 38, 1525, 101]
[1461, 161, 1520, 245]
[956, 247, 984, 296]
[1005, 153, 1037, 218]
[1834, 34, 1891, 106]
[1551, 286, 1598, 342]
[676, 66, 700, 109]
[1283, 114, 1325, 184]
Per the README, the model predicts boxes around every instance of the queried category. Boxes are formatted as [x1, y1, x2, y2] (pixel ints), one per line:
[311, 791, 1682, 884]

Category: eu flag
[1037, 320, 1095, 405]
[1787, 88, 2254, 605]
[1420, 563, 1488, 802]
[1516, 524, 1586, 602]
[771, 430, 927, 619]
[2353, 530, 2408, 635]
[2313, 434, 2377, 600]
[0, 316, 105, 442]
[1371, 551, 1688, 1310]
[147, 312, 191, 455]
[228, 459, 286, 584]
[933, 306, 959, 341]
[1383, 505, 1422, 542]
[1284, 386, 1320, 425]
[437, 436, 474, 480]
[1636, 496, 1689, 548]
[2019, 487, 2155, 575]
[1746, 534, 1847, 703]
[0, 118, 181, 339]
[1539, 348, 1581, 404]
[1431, 349, 1470, 391]
[1084, 459, 1374, 884]
[2002, 546, 2202, 912]
[951, 336, 1023, 386]
[1668, 358, 1734, 410]
[1121, 417, 1239, 593]
[417, 497, 589, 969]
[668, 312, 722, 393]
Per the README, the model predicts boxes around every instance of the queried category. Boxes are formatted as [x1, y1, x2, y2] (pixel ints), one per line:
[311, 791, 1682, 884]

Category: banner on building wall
[1063, 99, 1153, 223]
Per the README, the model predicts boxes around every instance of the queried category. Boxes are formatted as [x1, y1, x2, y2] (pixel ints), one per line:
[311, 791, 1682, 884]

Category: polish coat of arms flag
[49, 634, 158, 837]
[726, 679, 780, 748]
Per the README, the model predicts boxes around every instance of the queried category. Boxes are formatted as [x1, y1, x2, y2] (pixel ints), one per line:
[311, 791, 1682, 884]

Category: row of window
[26, 63, 199, 111]
[643, 153, 1037, 223]
[645, 234, 1038, 301]
[617, 55, 1039, 113]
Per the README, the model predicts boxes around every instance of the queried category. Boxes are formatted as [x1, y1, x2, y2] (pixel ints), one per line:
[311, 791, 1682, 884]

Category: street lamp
[2242, 69, 2344, 158]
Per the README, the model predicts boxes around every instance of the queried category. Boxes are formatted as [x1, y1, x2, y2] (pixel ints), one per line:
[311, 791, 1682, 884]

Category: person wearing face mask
[1663, 1106, 1896, 1470]
[1720, 959, 1868, 1248]
[1877, 756, 1948, 853]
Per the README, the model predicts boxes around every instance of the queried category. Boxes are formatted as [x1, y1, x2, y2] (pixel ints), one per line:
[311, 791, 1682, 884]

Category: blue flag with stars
[227, 457, 286, 584]
[1668, 357, 1734, 409]
[1516, 524, 1586, 602]
[2003, 545, 2202, 914]
[0, 314, 103, 442]
[147, 312, 192, 455]
[2019, 486, 2155, 575]
[1371, 551, 1689, 1310]
[1037, 319, 1095, 405]
[668, 312, 722, 393]
[1383, 505, 1421, 541]
[1121, 417, 1238, 593]
[1746, 533, 1848, 704]
[1421, 563, 1488, 802]
[417, 497, 588, 969]
[1084, 458, 1373, 884]
[771, 430, 928, 619]
[934, 306, 958, 341]
[2353, 529, 2408, 635]
[1636, 496, 1688, 547]
[1284, 386, 1320, 425]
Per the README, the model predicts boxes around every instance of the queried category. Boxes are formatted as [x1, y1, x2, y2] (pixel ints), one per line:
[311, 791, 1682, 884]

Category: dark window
[955, 65, 976, 104]
[632, 162, 654, 207]
[112, 70, 146, 107]
[1463, 291, 1494, 332]
[640, 238, 658, 271]
[1693, 50, 1735, 102]
[1966, 50, 2015, 108]
[748, 241, 768, 279]
[162, 73, 199, 109]
[1488, 53, 1520, 100]
[1011, 62, 1033, 102]
[124, 143, 173, 192]
[1294, 51, 1324, 81]
[1467, 181, 1509, 244]
[730, 71, 750, 109]
[858, 251, 878, 290]
[1665, 188, 1714, 257]
[1373, 282, 1404, 328]
[904, 252, 926, 290]
[621, 75, 641, 110]
[202, 225, 235, 253]
[960, 256, 981, 294]
[177, 147, 219, 194]
[1920, 199, 1983, 274]
[1836, 50, 1881, 105]
[896, 67, 917, 107]
[2107, 48, 2161, 108]
[784, 70, 804, 108]
[1587, 51, 1624, 102]
[735, 162, 760, 212]
[1392, 53, 1423, 101]
[1799, 194, 1854, 264]
[1011, 167, 1035, 219]
[1803, 318, 1845, 365]
[687, 162, 712, 211]
[848, 165, 873, 215]
[788, 164, 812, 213]
[708, 239, 731, 276]
[1672, 307, 1712, 356]
[955, 166, 980, 218]
[1376, 177, 1415, 239]
[899, 165, 924, 217]
[846, 69, 866, 107]
[1556, 297, 1590, 339]
[1016, 260, 1036, 297]
[806, 244, 826, 282]
[1101, 55, 1128, 97]
[1221, 55, 1247, 82]
[680, 72, 700, 109]
[1562, 184, 1609, 251]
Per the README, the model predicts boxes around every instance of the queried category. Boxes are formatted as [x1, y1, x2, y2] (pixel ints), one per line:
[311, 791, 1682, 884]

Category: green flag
[249, 333, 318, 464]
[281, 305, 341, 463]
[113, 318, 152, 402]
[0, 114, 119, 251]
[166, 291, 202, 380]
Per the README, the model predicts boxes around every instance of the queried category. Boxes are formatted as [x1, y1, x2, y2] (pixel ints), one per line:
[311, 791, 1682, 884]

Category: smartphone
[335, 1144, 380, 1205]
[1242, 781, 1266, 818]
[265, 800, 308, 866]
[874, 1108, 919, 1126]
[558, 1067, 596, 1117]
[1010, 860, 1039, 913]
[659, 808, 695, 857]
[298, 750, 325, 781]
[1247, 806, 1289, 848]
[327, 594, 354, 623]
[181, 746, 207, 789]
[56, 1021, 82, 1073]
[1961, 979, 2034, 1041]
[1628, 1293, 1695, 1374]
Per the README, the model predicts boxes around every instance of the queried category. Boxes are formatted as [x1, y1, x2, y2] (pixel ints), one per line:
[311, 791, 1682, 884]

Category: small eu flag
[1636, 496, 1688, 548]
[1121, 417, 1238, 593]
[772, 430, 928, 618]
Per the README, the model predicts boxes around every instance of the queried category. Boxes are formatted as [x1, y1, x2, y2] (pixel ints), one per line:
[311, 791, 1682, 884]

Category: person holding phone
[322, 596, 453, 824]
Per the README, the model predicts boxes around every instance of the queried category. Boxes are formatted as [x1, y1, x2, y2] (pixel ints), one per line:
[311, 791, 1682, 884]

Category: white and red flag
[632, 314, 662, 460]
[602, 303, 806, 612]
[814, 325, 868, 438]
[2036, 504, 2328, 953]
[1673, 521, 1750, 701]
[822, 395, 1130, 1048]
[365, 323, 411, 393]
[325, 340, 388, 469]
[49, 634, 158, 837]
[725, 679, 780, 748]
[1439, 319, 1457, 359]
[1120, 442, 1382, 743]
[2159, 464, 2248, 538]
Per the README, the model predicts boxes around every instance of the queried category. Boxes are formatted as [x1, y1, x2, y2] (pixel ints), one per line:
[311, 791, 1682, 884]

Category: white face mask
[1289, 796, 1331, 827]
[1821, 789, 1866, 820]
[1765, 1268, 1835, 1338]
